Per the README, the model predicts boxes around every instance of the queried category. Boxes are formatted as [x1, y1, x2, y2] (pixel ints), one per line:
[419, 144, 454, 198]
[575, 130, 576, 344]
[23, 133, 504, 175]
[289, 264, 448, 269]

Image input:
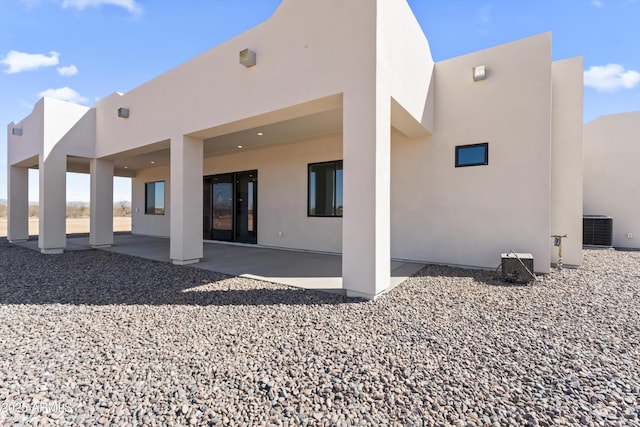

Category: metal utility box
[501, 252, 535, 284]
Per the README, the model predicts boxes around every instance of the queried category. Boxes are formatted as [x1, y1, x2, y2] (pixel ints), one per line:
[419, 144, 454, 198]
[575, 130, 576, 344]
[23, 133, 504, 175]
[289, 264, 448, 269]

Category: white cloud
[1, 50, 59, 74]
[38, 87, 89, 104]
[584, 64, 640, 91]
[591, 0, 603, 7]
[61, 0, 142, 15]
[57, 64, 78, 76]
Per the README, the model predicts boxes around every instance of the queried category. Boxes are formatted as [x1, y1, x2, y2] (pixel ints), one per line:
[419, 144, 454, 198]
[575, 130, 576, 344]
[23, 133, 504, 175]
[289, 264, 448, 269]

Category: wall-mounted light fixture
[473, 65, 487, 82]
[239, 48, 256, 68]
[117, 107, 130, 118]
[12, 127, 23, 136]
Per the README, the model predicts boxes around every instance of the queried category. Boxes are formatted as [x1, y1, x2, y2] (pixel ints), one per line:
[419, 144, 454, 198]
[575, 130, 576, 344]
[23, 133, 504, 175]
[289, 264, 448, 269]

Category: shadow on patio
[0, 239, 355, 306]
[3, 235, 424, 306]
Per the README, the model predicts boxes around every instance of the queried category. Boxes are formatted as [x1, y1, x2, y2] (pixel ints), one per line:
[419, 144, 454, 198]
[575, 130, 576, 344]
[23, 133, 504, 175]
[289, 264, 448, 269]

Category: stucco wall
[131, 134, 343, 253]
[93, 0, 379, 158]
[43, 98, 93, 159]
[377, 0, 435, 132]
[584, 111, 640, 249]
[132, 166, 171, 238]
[391, 33, 553, 272]
[8, 97, 94, 166]
[550, 57, 583, 267]
[52, 107, 96, 160]
[7, 99, 45, 166]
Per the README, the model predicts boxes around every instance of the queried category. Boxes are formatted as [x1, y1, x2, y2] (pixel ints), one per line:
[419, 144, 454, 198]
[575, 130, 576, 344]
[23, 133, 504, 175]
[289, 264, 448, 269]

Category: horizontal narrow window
[308, 160, 343, 217]
[145, 181, 165, 215]
[455, 143, 488, 167]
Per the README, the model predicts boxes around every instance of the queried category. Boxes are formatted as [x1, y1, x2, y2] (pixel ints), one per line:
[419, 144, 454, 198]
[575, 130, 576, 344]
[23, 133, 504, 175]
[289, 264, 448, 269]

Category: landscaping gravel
[0, 238, 638, 426]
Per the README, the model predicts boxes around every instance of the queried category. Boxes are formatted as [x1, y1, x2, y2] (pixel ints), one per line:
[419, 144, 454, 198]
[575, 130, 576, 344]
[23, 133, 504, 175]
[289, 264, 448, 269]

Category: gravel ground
[0, 238, 638, 426]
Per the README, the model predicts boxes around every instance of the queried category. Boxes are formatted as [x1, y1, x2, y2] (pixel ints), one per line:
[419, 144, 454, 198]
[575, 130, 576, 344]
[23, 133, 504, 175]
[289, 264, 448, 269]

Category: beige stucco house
[583, 111, 640, 249]
[6, 0, 584, 299]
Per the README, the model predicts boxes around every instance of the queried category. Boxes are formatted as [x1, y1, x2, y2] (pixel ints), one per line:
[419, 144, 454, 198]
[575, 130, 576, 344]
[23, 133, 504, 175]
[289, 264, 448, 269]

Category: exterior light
[237, 145, 243, 149]
[117, 107, 130, 118]
[150, 161, 155, 164]
[239, 48, 256, 68]
[257, 132, 263, 136]
[473, 65, 487, 82]
[12, 127, 23, 136]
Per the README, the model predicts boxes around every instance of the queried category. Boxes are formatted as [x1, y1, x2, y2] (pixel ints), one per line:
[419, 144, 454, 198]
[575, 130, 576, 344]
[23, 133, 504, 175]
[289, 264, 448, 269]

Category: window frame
[455, 142, 489, 168]
[145, 181, 166, 215]
[307, 160, 343, 218]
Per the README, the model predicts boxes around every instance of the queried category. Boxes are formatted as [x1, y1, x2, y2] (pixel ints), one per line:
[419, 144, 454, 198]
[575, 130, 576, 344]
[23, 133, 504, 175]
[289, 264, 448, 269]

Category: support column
[89, 159, 114, 248]
[342, 90, 392, 299]
[170, 135, 203, 265]
[38, 153, 67, 254]
[7, 165, 29, 242]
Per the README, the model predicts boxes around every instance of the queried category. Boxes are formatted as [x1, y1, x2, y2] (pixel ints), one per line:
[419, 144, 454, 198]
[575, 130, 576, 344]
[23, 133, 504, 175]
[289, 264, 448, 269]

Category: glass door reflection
[204, 170, 257, 243]
[212, 173, 234, 241]
[235, 171, 257, 243]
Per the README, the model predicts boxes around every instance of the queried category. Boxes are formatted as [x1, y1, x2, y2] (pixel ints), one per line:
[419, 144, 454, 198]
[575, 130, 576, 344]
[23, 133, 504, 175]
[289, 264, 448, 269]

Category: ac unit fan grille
[583, 216, 613, 247]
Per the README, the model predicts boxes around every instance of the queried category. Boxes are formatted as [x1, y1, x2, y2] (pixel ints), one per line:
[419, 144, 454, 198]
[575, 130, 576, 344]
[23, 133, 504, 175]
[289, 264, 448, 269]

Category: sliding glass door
[212, 173, 234, 241]
[203, 170, 257, 244]
[234, 171, 257, 243]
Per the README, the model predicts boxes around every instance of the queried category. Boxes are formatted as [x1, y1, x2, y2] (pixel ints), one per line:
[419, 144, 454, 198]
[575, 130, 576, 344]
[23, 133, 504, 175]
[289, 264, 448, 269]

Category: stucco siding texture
[132, 134, 343, 254]
[550, 57, 584, 267]
[93, 0, 377, 159]
[584, 112, 640, 249]
[391, 33, 554, 272]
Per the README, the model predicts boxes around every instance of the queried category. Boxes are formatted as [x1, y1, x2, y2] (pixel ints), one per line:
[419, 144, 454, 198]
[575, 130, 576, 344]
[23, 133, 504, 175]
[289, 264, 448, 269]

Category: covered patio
[13, 234, 425, 295]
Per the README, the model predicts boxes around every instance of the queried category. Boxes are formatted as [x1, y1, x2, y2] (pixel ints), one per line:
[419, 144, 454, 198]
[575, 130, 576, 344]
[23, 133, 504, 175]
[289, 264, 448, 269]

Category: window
[455, 143, 488, 167]
[308, 160, 343, 217]
[145, 181, 165, 215]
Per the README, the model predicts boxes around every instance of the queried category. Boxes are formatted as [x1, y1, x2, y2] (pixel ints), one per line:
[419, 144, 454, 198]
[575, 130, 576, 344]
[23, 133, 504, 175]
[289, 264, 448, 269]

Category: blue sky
[1, 0, 638, 202]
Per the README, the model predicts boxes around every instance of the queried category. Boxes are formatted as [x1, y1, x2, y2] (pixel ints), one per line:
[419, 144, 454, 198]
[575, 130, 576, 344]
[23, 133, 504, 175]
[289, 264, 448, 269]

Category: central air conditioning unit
[583, 215, 613, 247]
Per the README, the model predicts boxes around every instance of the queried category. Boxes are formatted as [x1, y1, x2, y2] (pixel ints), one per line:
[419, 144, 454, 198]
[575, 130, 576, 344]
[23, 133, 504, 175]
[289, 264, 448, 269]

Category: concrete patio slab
[13, 234, 424, 294]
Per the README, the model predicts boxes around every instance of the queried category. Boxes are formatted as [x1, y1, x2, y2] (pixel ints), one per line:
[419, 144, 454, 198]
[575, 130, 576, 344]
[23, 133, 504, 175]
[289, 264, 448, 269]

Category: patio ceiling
[202, 107, 343, 157]
[101, 106, 343, 175]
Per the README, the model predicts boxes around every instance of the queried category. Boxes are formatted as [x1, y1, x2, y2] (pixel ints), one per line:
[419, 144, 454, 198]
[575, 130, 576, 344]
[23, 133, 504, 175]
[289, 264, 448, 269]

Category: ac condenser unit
[583, 215, 613, 247]
[501, 252, 535, 284]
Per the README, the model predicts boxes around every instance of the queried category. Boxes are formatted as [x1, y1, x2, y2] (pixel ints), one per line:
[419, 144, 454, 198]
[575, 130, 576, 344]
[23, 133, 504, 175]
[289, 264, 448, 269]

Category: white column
[38, 153, 67, 254]
[7, 165, 29, 242]
[89, 159, 114, 248]
[342, 90, 392, 299]
[170, 135, 203, 265]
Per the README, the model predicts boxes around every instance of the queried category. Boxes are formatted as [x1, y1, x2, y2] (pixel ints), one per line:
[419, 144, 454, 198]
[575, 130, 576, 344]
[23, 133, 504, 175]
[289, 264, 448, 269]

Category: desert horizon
[0, 201, 132, 237]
